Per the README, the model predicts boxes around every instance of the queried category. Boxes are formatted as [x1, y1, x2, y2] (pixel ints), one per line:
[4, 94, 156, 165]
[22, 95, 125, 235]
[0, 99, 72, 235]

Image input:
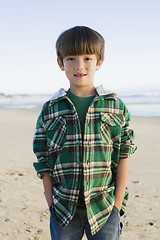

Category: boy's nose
[75, 60, 84, 70]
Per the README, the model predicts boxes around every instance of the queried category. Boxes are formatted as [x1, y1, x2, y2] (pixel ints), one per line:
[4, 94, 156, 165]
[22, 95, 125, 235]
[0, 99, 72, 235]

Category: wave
[1, 91, 160, 117]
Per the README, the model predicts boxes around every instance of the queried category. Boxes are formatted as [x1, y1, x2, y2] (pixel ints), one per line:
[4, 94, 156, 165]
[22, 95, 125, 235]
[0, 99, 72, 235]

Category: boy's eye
[67, 57, 75, 61]
[85, 57, 92, 61]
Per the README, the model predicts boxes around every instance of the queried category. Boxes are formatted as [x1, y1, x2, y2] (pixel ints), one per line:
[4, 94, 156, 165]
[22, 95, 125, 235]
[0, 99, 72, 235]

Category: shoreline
[1, 106, 160, 118]
[0, 108, 160, 240]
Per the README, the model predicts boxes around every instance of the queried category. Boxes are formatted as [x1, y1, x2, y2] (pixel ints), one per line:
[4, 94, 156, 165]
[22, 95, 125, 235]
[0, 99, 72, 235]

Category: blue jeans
[49, 205, 123, 240]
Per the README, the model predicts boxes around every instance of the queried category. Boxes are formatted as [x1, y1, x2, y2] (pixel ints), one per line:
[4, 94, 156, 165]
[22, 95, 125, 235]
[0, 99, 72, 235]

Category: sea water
[120, 90, 160, 117]
[1, 90, 160, 117]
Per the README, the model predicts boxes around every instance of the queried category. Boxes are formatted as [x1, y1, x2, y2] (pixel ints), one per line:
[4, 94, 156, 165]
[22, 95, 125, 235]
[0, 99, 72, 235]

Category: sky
[0, 0, 160, 94]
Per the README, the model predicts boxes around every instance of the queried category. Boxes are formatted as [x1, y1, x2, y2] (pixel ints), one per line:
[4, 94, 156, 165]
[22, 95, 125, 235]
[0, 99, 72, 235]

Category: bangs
[56, 26, 104, 64]
[61, 30, 98, 57]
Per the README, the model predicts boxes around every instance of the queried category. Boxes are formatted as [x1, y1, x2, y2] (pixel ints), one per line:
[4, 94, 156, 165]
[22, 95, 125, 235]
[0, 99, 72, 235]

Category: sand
[0, 108, 160, 240]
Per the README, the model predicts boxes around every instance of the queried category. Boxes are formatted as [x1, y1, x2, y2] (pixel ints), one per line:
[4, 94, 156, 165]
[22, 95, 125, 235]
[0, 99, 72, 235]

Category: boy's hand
[115, 158, 129, 212]
[114, 203, 121, 212]
[42, 174, 53, 207]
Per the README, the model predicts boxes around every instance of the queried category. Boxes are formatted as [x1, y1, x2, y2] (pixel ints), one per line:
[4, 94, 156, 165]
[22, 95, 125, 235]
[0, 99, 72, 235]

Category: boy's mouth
[74, 73, 87, 78]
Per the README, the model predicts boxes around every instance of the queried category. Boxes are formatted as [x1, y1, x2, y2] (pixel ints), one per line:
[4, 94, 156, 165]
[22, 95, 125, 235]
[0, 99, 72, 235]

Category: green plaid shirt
[33, 85, 137, 235]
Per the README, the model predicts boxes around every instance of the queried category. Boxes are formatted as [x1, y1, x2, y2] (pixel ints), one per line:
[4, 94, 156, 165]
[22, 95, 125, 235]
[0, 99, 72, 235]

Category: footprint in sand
[5, 171, 25, 176]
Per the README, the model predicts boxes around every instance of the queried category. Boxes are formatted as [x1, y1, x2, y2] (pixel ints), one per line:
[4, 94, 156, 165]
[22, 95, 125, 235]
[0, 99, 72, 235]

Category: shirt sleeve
[119, 105, 137, 159]
[33, 111, 52, 179]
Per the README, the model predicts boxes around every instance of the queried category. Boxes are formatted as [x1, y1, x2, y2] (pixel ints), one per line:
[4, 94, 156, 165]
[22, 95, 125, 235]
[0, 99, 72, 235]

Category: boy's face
[57, 54, 103, 91]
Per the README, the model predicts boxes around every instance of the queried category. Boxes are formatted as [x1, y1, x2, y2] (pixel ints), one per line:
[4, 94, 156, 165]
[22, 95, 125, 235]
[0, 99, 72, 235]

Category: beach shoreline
[0, 108, 160, 240]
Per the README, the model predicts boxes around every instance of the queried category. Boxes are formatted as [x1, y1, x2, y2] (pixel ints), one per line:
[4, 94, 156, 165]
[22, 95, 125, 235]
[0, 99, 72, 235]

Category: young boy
[33, 26, 137, 240]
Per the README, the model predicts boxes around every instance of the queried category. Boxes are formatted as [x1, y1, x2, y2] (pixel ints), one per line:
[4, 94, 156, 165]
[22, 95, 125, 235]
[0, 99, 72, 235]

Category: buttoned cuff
[33, 162, 52, 179]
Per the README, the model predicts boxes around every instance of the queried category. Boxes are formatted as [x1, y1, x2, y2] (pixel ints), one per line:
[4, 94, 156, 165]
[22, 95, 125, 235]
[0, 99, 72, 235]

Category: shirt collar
[49, 88, 66, 101]
[96, 85, 117, 100]
[48, 85, 117, 103]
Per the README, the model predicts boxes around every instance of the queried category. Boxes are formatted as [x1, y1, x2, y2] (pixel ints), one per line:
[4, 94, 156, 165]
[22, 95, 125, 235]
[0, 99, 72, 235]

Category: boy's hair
[56, 26, 105, 65]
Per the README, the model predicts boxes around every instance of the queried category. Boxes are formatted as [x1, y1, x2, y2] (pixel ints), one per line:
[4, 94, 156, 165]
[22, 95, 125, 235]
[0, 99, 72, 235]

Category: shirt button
[110, 119, 114, 124]
[71, 201, 74, 205]
[74, 124, 78, 128]
[76, 142, 80, 146]
[77, 160, 80, 165]
[86, 182, 89, 189]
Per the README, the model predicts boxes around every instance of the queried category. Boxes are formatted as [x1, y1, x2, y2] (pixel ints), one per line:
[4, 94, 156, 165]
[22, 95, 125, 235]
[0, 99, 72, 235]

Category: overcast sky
[0, 0, 160, 94]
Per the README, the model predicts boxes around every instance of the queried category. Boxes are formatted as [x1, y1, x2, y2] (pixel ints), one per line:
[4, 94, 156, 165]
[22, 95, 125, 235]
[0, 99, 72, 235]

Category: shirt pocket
[44, 116, 66, 151]
[100, 113, 123, 144]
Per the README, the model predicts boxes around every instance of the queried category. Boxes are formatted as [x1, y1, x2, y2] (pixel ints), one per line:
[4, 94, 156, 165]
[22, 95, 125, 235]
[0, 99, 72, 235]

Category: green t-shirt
[67, 89, 95, 210]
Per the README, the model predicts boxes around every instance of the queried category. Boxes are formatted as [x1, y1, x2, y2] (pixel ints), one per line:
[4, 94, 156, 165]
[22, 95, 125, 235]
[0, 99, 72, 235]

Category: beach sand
[0, 108, 160, 240]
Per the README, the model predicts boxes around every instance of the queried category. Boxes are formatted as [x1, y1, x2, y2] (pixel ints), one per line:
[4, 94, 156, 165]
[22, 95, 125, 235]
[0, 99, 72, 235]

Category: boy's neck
[70, 86, 97, 97]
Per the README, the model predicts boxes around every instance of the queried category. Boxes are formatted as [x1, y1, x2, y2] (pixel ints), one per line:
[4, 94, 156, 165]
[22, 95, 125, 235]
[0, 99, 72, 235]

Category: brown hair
[56, 26, 105, 65]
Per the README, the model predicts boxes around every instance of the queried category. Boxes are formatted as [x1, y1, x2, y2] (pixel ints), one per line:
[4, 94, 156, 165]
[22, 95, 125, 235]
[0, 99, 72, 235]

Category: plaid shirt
[33, 85, 137, 235]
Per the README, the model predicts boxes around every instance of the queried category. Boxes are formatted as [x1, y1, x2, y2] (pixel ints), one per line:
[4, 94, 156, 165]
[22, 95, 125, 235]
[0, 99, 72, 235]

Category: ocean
[119, 90, 160, 117]
[1, 90, 160, 117]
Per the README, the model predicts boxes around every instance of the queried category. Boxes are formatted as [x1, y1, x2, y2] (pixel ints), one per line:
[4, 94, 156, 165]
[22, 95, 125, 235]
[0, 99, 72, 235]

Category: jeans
[49, 205, 123, 240]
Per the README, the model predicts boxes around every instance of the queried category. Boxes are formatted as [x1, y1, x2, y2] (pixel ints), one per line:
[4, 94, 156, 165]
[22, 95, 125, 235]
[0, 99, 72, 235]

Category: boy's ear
[57, 58, 64, 71]
[96, 60, 103, 71]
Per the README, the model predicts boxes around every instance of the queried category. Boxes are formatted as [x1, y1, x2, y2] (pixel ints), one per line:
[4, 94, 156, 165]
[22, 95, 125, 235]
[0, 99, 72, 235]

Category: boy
[33, 26, 137, 240]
